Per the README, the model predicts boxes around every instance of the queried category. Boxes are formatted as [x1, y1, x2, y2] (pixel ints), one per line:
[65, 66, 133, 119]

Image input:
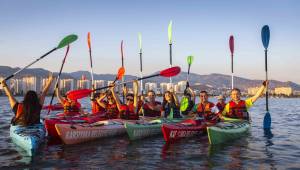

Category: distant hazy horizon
[0, 0, 299, 83]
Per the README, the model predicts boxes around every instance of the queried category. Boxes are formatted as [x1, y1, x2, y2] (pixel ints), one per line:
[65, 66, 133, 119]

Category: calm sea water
[0, 96, 299, 169]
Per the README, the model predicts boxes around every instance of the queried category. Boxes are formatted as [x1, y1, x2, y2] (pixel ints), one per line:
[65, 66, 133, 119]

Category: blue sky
[0, 0, 299, 83]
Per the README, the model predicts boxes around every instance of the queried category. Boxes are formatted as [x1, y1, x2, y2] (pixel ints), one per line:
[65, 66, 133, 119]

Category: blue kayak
[10, 124, 45, 156]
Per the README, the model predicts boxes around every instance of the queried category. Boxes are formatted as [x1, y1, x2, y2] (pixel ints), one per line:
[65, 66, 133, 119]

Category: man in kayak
[215, 95, 226, 113]
[1, 74, 53, 126]
[56, 87, 83, 116]
[222, 81, 269, 120]
[188, 90, 219, 121]
[140, 90, 162, 117]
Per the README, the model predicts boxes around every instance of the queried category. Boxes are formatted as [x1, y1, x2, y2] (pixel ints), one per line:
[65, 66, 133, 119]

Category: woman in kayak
[97, 90, 119, 119]
[222, 81, 268, 120]
[140, 90, 162, 117]
[189, 90, 219, 121]
[1, 74, 53, 126]
[161, 90, 181, 118]
[56, 88, 83, 116]
[90, 92, 106, 115]
[111, 80, 139, 120]
[180, 86, 195, 117]
[215, 95, 226, 113]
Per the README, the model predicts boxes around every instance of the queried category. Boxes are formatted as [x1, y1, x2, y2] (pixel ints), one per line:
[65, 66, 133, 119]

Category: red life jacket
[63, 100, 81, 116]
[227, 100, 249, 120]
[216, 102, 226, 112]
[143, 101, 161, 117]
[120, 104, 138, 120]
[196, 102, 216, 120]
[105, 102, 119, 119]
[91, 100, 105, 114]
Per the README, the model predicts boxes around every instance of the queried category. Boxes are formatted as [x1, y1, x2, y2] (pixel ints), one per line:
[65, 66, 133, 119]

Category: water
[0, 96, 299, 169]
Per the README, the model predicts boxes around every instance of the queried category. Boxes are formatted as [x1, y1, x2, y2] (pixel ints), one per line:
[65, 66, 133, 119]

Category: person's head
[106, 90, 114, 103]
[199, 91, 209, 103]
[126, 93, 134, 104]
[147, 90, 156, 102]
[23, 90, 41, 125]
[163, 91, 174, 103]
[183, 90, 192, 99]
[217, 95, 226, 103]
[231, 88, 241, 102]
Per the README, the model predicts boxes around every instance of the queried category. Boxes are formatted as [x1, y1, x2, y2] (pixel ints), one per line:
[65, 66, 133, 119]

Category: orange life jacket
[120, 104, 138, 120]
[227, 100, 249, 120]
[91, 100, 105, 114]
[196, 102, 216, 120]
[63, 100, 81, 116]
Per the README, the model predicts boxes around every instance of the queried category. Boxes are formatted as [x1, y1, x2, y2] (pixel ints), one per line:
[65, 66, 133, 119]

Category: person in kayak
[189, 90, 219, 121]
[180, 86, 195, 117]
[161, 90, 181, 118]
[90, 92, 106, 115]
[215, 95, 226, 113]
[222, 81, 269, 120]
[1, 74, 53, 126]
[56, 88, 83, 116]
[110, 80, 139, 120]
[97, 90, 119, 119]
[140, 90, 162, 117]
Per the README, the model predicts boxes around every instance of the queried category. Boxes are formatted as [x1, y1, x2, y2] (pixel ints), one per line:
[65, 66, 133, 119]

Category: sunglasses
[126, 98, 134, 101]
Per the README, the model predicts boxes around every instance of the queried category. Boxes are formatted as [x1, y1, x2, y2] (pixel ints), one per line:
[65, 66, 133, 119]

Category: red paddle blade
[229, 35, 234, 55]
[160, 66, 181, 77]
[87, 32, 91, 49]
[117, 67, 125, 80]
[67, 89, 93, 100]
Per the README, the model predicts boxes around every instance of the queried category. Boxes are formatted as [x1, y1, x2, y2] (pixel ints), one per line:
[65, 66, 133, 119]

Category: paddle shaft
[169, 43, 172, 84]
[265, 49, 269, 111]
[48, 46, 69, 114]
[89, 48, 94, 88]
[139, 50, 143, 94]
[231, 54, 234, 89]
[1, 47, 57, 83]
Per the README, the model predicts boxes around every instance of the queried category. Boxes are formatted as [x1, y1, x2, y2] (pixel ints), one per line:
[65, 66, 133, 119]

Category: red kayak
[162, 119, 215, 142]
[42, 103, 64, 111]
[44, 113, 107, 139]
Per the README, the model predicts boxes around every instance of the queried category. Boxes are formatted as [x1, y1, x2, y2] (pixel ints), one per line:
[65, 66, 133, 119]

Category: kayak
[207, 119, 250, 145]
[125, 118, 184, 140]
[10, 124, 45, 156]
[42, 103, 63, 111]
[162, 119, 213, 142]
[55, 119, 135, 144]
[44, 113, 106, 139]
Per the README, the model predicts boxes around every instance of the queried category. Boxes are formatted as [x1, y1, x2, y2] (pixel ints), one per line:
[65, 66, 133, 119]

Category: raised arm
[133, 80, 138, 114]
[110, 84, 122, 112]
[55, 87, 65, 105]
[187, 87, 196, 103]
[39, 73, 53, 105]
[1, 80, 17, 109]
[250, 81, 268, 103]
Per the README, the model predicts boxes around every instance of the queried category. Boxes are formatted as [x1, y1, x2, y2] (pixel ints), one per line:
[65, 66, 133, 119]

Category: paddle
[121, 40, 126, 102]
[0, 34, 78, 84]
[261, 25, 271, 129]
[229, 35, 234, 89]
[138, 33, 143, 94]
[67, 67, 125, 100]
[87, 32, 95, 90]
[180, 55, 194, 112]
[168, 20, 173, 84]
[47, 45, 70, 114]
[67, 66, 181, 100]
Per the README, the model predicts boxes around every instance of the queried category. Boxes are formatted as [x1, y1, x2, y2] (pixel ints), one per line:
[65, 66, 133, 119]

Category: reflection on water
[0, 97, 300, 169]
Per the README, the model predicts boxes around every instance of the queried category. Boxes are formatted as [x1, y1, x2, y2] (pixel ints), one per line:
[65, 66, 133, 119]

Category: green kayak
[125, 118, 183, 140]
[207, 119, 250, 145]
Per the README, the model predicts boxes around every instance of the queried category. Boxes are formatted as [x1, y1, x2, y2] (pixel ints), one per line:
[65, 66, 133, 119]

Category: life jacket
[216, 102, 226, 112]
[143, 101, 161, 117]
[227, 100, 249, 120]
[63, 100, 81, 116]
[91, 100, 105, 114]
[120, 104, 139, 120]
[196, 102, 216, 120]
[162, 102, 181, 118]
[12, 103, 40, 126]
[105, 102, 119, 119]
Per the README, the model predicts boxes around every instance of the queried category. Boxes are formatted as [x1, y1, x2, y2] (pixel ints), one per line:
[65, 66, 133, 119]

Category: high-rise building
[145, 82, 157, 93]
[160, 83, 168, 94]
[60, 79, 75, 93]
[94, 80, 105, 89]
[177, 81, 187, 93]
[22, 76, 38, 94]
[77, 79, 91, 89]
[274, 87, 293, 96]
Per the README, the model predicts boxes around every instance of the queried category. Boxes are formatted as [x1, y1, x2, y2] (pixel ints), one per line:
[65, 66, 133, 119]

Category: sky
[0, 0, 299, 83]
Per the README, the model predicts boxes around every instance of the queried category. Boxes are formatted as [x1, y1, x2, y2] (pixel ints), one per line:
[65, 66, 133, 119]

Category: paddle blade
[57, 34, 78, 49]
[229, 35, 234, 55]
[261, 25, 270, 49]
[87, 32, 91, 49]
[160, 66, 181, 77]
[67, 89, 93, 100]
[187, 55, 194, 65]
[263, 111, 271, 129]
[180, 97, 189, 111]
[117, 67, 125, 80]
[168, 20, 172, 44]
[138, 32, 142, 51]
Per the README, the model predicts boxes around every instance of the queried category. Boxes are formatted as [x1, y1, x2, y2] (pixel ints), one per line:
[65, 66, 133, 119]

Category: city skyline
[0, 0, 299, 84]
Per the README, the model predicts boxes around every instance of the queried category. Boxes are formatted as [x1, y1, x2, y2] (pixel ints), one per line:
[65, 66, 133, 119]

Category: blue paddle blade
[263, 111, 271, 129]
[261, 25, 270, 49]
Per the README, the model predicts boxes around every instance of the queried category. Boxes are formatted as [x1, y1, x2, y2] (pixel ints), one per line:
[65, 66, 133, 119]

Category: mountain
[1, 65, 300, 91]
